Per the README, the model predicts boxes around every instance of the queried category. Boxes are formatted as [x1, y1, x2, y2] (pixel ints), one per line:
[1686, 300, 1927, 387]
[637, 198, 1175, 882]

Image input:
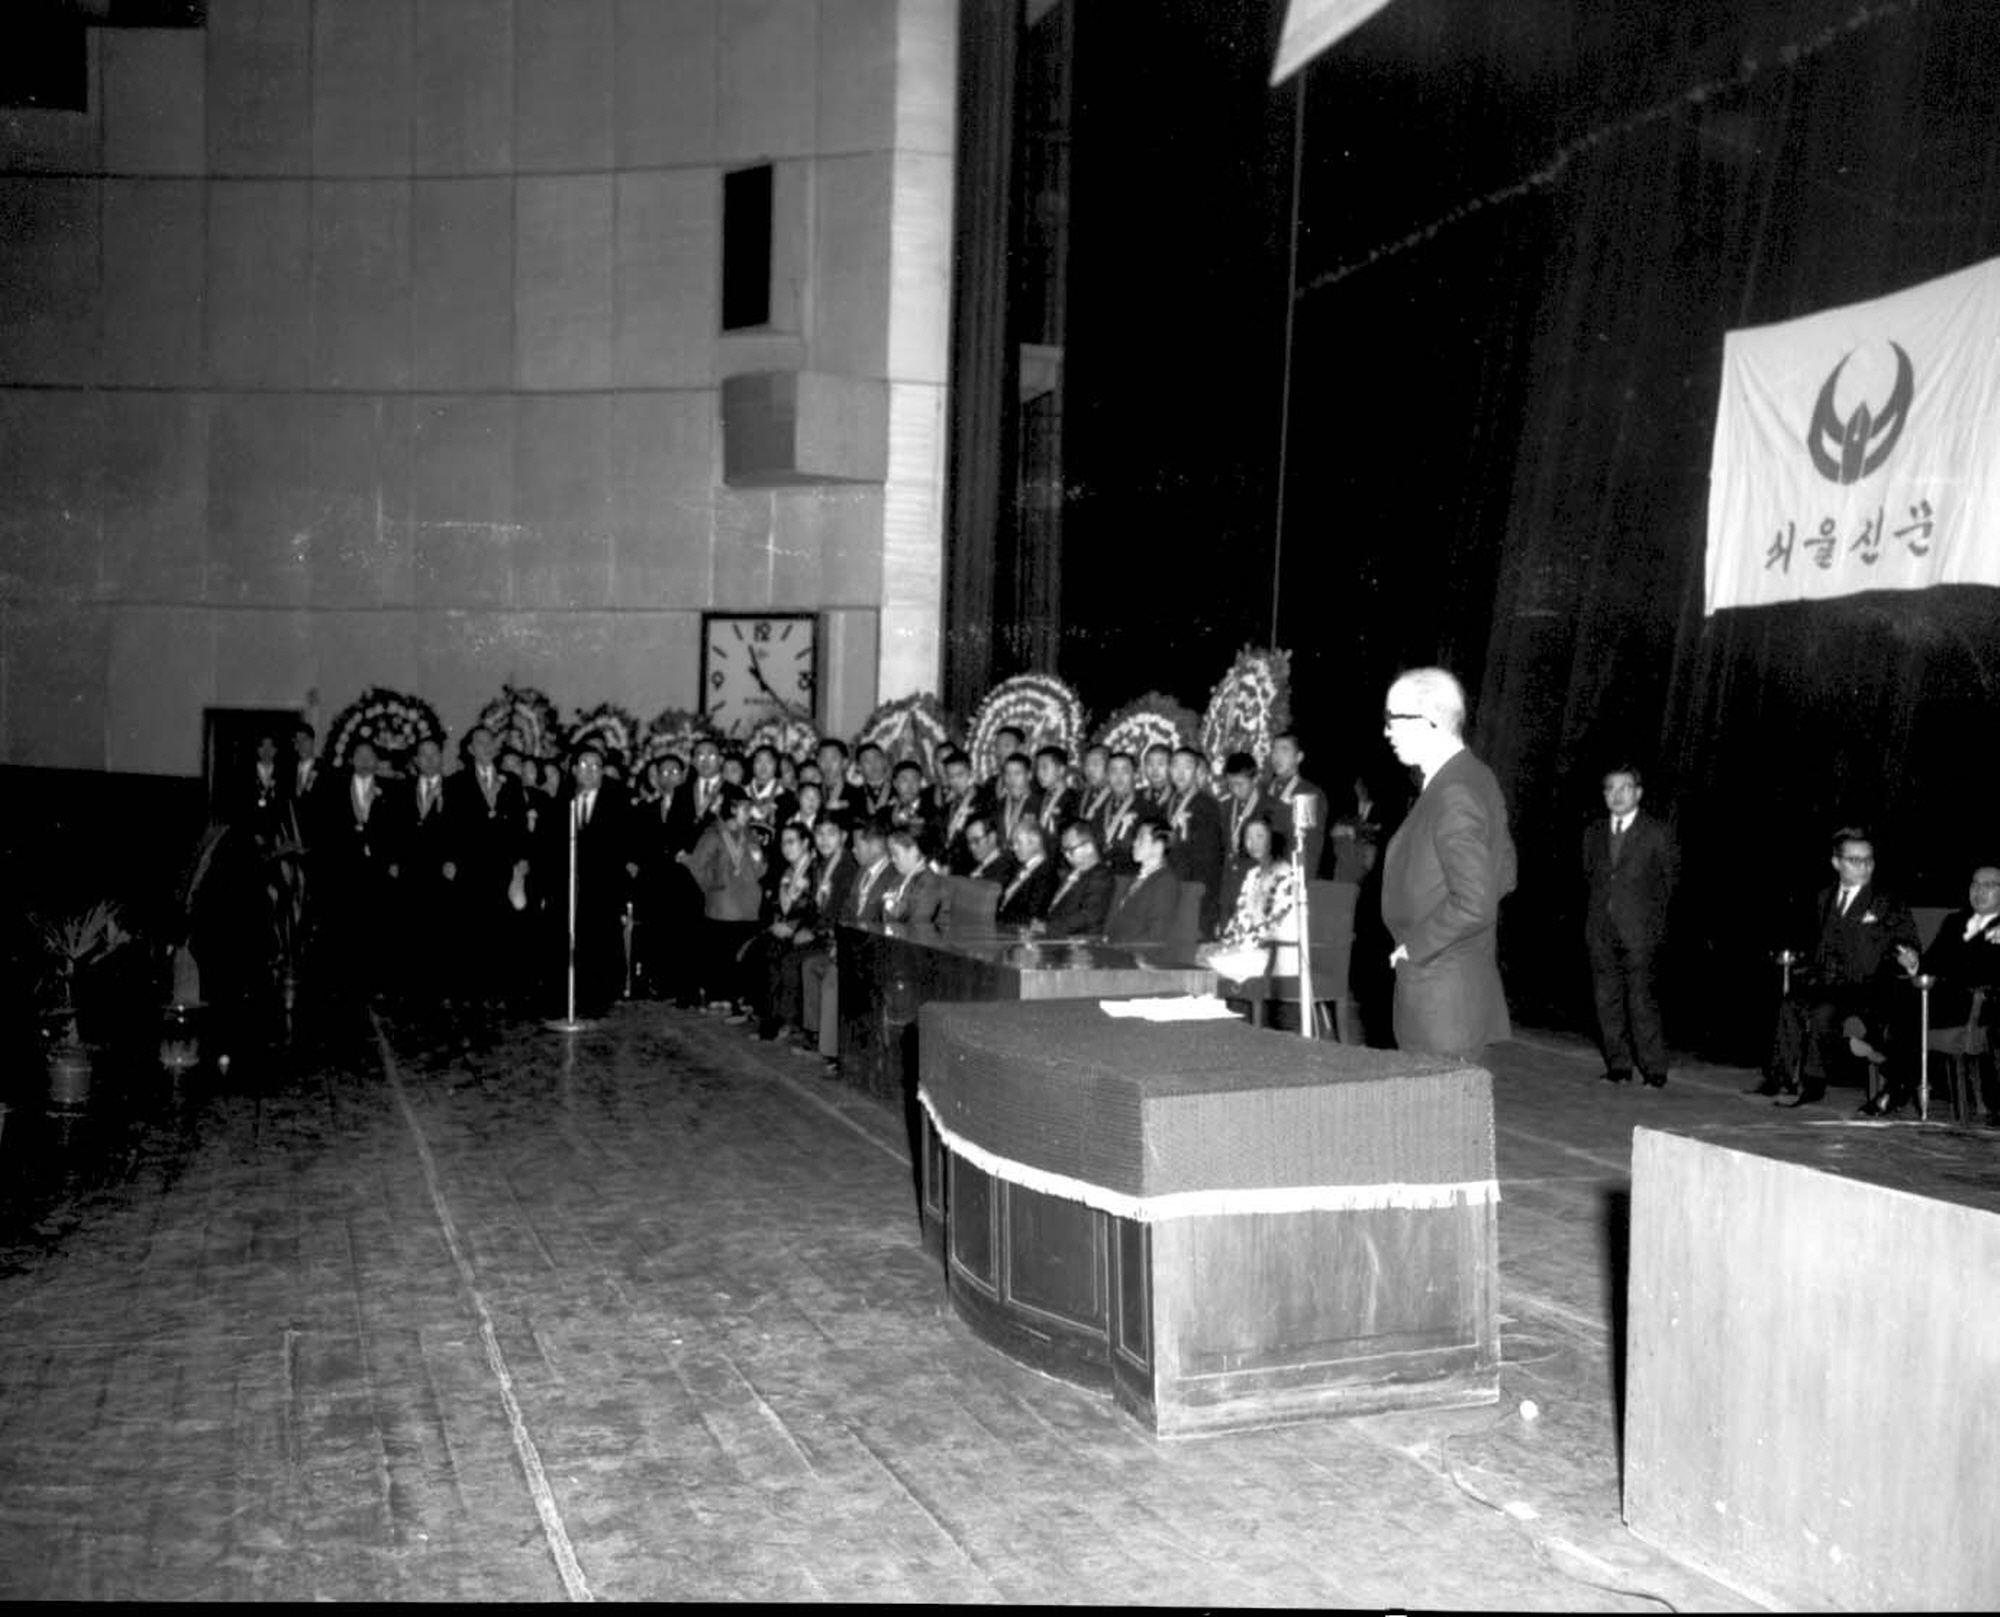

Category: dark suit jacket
[1035, 784, 1080, 839]
[995, 856, 1060, 927]
[1096, 793, 1144, 873]
[1105, 865, 1183, 945]
[844, 858, 895, 926]
[882, 866, 950, 927]
[1380, 747, 1518, 1056]
[401, 775, 454, 894]
[664, 771, 725, 857]
[1920, 909, 2000, 1027]
[444, 767, 527, 896]
[555, 782, 634, 926]
[1269, 774, 1328, 879]
[1581, 810, 1678, 949]
[317, 771, 398, 888]
[799, 851, 858, 948]
[965, 849, 1017, 886]
[1165, 788, 1227, 937]
[1802, 881, 1918, 991]
[1043, 863, 1116, 938]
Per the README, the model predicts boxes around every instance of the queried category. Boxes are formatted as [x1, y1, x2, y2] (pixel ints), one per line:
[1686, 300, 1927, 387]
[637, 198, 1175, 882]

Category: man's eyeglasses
[1383, 710, 1428, 725]
[1837, 854, 1875, 866]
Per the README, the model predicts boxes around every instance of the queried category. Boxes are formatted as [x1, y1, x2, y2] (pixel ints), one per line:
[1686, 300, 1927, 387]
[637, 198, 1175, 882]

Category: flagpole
[1270, 59, 1306, 645]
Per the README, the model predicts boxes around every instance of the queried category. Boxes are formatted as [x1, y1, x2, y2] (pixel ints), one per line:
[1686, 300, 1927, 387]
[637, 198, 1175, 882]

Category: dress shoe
[1641, 1072, 1667, 1089]
[1602, 1068, 1633, 1085]
[1780, 1089, 1825, 1109]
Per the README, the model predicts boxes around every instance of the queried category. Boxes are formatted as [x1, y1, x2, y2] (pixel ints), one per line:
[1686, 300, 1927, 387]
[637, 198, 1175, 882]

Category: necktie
[1609, 817, 1626, 864]
[1838, 887, 1855, 916]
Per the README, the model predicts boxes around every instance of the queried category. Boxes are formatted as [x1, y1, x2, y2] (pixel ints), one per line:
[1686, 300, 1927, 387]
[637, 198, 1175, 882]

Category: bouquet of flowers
[474, 684, 564, 766]
[746, 708, 821, 765]
[565, 701, 643, 781]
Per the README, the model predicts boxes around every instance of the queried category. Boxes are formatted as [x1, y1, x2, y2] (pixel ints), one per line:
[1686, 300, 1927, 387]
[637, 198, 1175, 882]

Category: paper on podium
[1098, 995, 1242, 1022]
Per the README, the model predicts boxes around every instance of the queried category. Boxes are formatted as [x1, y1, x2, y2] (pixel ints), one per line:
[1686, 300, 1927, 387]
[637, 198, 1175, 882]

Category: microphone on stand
[546, 792, 589, 1033]
[1293, 789, 1316, 1040]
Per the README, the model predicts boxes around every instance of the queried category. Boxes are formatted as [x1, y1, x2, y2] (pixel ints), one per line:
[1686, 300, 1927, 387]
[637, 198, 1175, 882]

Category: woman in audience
[742, 820, 819, 1038]
[1198, 812, 1300, 984]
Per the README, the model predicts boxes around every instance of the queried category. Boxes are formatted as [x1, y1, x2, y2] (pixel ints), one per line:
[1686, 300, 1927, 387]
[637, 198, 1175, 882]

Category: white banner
[1704, 254, 2000, 615]
[1271, 0, 1400, 84]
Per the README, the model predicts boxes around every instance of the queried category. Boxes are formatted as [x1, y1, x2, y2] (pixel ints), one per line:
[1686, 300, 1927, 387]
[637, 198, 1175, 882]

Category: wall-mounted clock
[700, 612, 818, 730]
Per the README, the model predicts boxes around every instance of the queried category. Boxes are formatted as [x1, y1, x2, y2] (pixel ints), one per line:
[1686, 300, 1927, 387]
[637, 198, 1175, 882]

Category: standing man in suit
[1581, 764, 1679, 1087]
[1095, 751, 1144, 874]
[1164, 746, 1227, 940]
[445, 724, 529, 1013]
[317, 739, 399, 999]
[398, 737, 455, 1009]
[288, 722, 324, 814]
[1763, 828, 1920, 1109]
[1267, 732, 1327, 879]
[556, 746, 637, 1017]
[1379, 667, 1518, 1061]
[655, 737, 725, 1006]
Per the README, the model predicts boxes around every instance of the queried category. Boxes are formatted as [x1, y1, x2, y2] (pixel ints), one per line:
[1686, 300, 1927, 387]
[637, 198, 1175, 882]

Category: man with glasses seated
[1761, 827, 1919, 1109]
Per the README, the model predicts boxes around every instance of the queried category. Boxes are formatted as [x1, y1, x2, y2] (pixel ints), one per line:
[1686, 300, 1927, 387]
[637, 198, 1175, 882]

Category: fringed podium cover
[917, 999, 1497, 1224]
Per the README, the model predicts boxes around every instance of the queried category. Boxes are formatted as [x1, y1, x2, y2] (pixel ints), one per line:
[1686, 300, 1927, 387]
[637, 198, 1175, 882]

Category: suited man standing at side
[1581, 764, 1679, 1088]
[1379, 667, 1518, 1061]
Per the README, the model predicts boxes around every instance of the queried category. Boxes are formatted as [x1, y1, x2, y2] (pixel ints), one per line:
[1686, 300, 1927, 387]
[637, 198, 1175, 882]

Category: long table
[918, 998, 1501, 1436]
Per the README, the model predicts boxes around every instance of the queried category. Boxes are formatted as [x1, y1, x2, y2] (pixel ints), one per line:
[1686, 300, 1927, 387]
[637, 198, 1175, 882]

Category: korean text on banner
[1704, 254, 2000, 615]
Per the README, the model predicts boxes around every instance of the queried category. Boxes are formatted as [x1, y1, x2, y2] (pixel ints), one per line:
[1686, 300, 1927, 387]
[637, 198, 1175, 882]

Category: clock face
[701, 613, 817, 731]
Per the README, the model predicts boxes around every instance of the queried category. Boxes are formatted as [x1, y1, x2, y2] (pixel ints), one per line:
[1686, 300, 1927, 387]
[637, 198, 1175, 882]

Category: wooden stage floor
[0, 996, 1978, 1606]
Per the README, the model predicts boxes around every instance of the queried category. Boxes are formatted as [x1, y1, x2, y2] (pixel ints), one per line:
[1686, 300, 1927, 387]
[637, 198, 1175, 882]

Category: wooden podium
[919, 999, 1501, 1437]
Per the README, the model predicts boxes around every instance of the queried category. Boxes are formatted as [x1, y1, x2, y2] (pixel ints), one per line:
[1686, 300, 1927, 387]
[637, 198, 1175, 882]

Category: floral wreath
[566, 702, 643, 781]
[1094, 690, 1201, 764]
[474, 684, 564, 765]
[855, 691, 956, 780]
[967, 673, 1086, 780]
[326, 686, 445, 775]
[1200, 646, 1292, 771]
[745, 708, 821, 765]
[636, 707, 711, 788]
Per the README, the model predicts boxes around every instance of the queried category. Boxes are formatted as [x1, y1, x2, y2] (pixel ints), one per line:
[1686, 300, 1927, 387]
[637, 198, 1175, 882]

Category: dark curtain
[1050, 0, 2000, 1055]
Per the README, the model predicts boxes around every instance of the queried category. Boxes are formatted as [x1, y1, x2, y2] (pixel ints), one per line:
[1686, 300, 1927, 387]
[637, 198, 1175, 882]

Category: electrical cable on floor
[1435, 1426, 1683, 1614]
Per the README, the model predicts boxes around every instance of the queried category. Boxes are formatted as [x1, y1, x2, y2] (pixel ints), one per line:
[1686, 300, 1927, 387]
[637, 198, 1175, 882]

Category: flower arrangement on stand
[1094, 690, 1202, 764]
[565, 702, 643, 782]
[1200, 646, 1292, 772]
[966, 674, 1086, 780]
[474, 684, 565, 768]
[326, 686, 447, 775]
[856, 691, 956, 779]
[746, 708, 821, 765]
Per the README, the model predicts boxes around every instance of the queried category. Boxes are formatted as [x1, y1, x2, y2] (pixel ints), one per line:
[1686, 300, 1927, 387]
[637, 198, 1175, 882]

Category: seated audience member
[935, 749, 982, 871]
[1105, 818, 1184, 945]
[1033, 745, 1078, 839]
[1221, 751, 1268, 859]
[687, 785, 767, 1014]
[989, 751, 1037, 847]
[961, 814, 1015, 884]
[1762, 827, 1920, 1109]
[744, 821, 820, 1040]
[1199, 813, 1301, 985]
[1041, 820, 1117, 939]
[1165, 745, 1228, 939]
[1095, 750, 1144, 873]
[1267, 731, 1327, 878]
[996, 820, 1060, 928]
[1885, 863, 2000, 1118]
[881, 827, 950, 926]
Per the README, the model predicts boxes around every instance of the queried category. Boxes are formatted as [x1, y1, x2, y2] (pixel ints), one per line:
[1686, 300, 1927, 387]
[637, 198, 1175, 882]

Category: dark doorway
[202, 708, 303, 817]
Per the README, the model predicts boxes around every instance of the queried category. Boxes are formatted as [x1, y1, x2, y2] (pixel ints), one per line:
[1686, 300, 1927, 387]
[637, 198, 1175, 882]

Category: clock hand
[746, 649, 784, 706]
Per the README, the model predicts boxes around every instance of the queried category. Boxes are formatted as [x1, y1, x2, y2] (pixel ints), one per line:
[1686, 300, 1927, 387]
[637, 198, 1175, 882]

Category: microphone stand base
[543, 1017, 594, 1035]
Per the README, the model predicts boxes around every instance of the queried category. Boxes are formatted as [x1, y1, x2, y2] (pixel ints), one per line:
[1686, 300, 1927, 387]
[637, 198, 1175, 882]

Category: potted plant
[29, 900, 132, 1108]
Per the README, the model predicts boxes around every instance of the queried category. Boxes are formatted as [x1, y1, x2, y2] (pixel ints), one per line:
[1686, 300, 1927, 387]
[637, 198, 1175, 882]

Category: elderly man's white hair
[1391, 667, 1467, 736]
